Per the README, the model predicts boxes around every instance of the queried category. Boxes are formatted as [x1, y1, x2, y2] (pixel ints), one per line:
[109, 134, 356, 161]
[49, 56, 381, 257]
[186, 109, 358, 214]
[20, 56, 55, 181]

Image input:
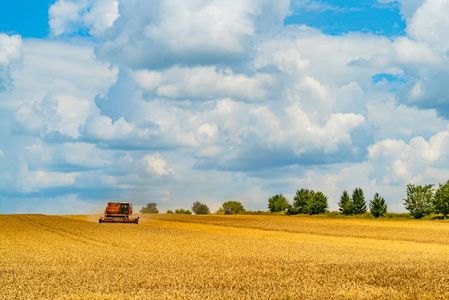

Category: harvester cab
[99, 202, 139, 224]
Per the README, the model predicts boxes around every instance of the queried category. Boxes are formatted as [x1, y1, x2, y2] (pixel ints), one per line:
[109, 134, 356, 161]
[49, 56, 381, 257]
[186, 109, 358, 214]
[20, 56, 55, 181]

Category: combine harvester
[99, 202, 139, 224]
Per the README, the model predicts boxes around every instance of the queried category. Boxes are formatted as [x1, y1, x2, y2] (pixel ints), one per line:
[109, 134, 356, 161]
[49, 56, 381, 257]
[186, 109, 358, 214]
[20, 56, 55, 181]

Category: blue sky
[0, 1, 55, 37]
[1, 0, 449, 214]
[285, 0, 406, 36]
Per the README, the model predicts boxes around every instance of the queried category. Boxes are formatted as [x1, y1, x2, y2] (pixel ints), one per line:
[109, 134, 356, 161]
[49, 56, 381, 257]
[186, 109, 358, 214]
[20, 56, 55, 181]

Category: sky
[1, 0, 449, 214]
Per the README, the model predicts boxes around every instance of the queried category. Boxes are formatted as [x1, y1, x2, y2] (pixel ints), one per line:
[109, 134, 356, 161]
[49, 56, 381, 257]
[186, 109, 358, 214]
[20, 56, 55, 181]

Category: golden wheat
[1, 213, 449, 299]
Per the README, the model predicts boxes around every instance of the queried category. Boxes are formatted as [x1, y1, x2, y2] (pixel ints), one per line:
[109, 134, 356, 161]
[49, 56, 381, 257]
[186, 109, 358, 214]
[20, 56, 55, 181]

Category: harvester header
[99, 202, 139, 224]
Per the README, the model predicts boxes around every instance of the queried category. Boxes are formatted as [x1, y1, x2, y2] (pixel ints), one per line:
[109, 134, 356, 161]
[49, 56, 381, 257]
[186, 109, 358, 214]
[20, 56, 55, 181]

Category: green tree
[403, 183, 434, 219]
[191, 201, 210, 215]
[268, 194, 290, 212]
[175, 208, 192, 215]
[222, 201, 245, 214]
[304, 191, 328, 215]
[166, 209, 174, 214]
[433, 180, 449, 219]
[338, 190, 354, 215]
[352, 188, 366, 214]
[369, 193, 387, 218]
[290, 189, 315, 214]
[140, 202, 159, 214]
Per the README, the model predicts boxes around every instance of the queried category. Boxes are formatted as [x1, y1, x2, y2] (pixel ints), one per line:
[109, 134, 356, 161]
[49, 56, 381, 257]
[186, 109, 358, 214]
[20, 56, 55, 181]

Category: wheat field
[2, 214, 449, 299]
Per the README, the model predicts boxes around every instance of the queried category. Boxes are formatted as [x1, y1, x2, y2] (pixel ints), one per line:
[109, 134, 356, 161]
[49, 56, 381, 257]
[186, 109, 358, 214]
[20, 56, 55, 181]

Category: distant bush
[240, 210, 272, 215]
[287, 189, 328, 215]
[140, 203, 159, 214]
[175, 209, 192, 215]
[268, 194, 289, 212]
[403, 183, 434, 219]
[222, 201, 245, 214]
[215, 207, 225, 215]
[433, 180, 449, 219]
[166, 209, 174, 214]
[191, 201, 210, 215]
[382, 213, 411, 219]
[304, 191, 328, 215]
[291, 189, 315, 214]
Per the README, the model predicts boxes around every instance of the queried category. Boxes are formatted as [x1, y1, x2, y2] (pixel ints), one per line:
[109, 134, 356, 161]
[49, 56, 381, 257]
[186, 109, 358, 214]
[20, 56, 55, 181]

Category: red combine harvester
[99, 202, 139, 224]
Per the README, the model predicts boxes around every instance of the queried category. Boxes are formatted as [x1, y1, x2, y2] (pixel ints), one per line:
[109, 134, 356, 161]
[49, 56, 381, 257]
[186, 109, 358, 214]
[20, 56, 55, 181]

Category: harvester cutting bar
[99, 217, 139, 224]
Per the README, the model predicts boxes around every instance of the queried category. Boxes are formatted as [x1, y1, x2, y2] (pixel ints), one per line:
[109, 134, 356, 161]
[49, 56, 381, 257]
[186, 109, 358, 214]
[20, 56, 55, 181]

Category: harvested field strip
[140, 218, 449, 254]
[138, 213, 449, 245]
[17, 216, 108, 249]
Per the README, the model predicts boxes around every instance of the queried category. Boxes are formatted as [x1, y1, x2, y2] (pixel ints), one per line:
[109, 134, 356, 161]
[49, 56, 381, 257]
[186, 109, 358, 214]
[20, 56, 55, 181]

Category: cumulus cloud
[406, 0, 449, 53]
[352, 37, 442, 70]
[11, 94, 99, 140]
[97, 0, 290, 68]
[0, 34, 21, 90]
[79, 115, 152, 149]
[374, 0, 449, 117]
[49, 0, 119, 36]
[0, 34, 21, 65]
[145, 153, 174, 176]
[3, 39, 117, 109]
[12, 96, 60, 137]
[367, 100, 447, 141]
[134, 66, 276, 101]
[368, 129, 449, 185]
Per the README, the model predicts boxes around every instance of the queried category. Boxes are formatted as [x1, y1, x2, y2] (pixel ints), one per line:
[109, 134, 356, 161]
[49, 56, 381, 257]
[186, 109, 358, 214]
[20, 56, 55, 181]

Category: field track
[2, 214, 449, 299]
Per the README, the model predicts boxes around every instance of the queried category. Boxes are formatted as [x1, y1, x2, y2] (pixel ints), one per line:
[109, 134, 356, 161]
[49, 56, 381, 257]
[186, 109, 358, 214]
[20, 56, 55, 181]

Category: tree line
[140, 200, 244, 215]
[268, 188, 387, 217]
[139, 179, 449, 219]
[403, 181, 449, 219]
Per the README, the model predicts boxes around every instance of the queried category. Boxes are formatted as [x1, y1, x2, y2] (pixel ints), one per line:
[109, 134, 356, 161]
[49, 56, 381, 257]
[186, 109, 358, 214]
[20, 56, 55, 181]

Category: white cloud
[407, 0, 449, 53]
[368, 130, 449, 185]
[272, 49, 309, 74]
[254, 29, 393, 86]
[145, 153, 174, 176]
[24, 142, 111, 172]
[12, 94, 97, 139]
[5, 39, 117, 107]
[197, 123, 218, 142]
[367, 99, 447, 141]
[284, 103, 365, 153]
[350, 36, 442, 70]
[49, 0, 119, 36]
[82, 0, 120, 35]
[0, 34, 21, 65]
[80, 115, 149, 143]
[97, 0, 290, 68]
[49, 0, 84, 36]
[393, 0, 426, 21]
[26, 170, 77, 189]
[0, 34, 21, 90]
[12, 96, 59, 137]
[135, 66, 276, 101]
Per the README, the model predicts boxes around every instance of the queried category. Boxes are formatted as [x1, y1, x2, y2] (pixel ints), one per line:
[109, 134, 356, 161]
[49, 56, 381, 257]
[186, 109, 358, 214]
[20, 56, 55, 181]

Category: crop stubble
[1, 214, 449, 299]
